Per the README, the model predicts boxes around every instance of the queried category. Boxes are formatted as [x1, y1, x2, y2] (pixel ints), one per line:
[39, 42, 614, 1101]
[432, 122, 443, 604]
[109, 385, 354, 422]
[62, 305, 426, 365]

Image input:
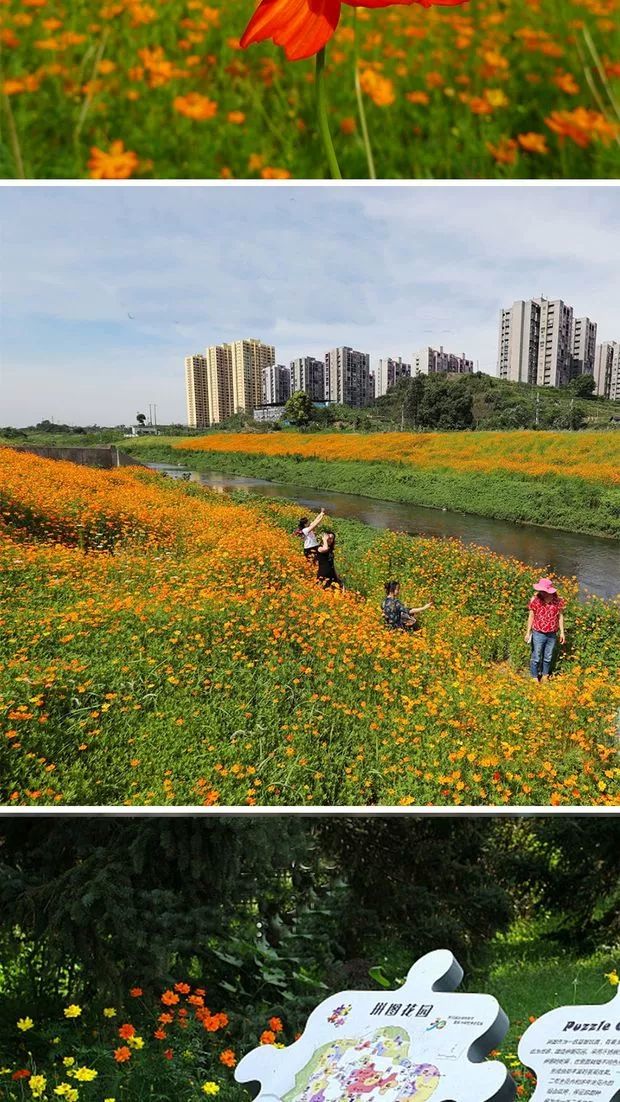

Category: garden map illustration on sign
[518, 984, 620, 1102]
[235, 950, 516, 1102]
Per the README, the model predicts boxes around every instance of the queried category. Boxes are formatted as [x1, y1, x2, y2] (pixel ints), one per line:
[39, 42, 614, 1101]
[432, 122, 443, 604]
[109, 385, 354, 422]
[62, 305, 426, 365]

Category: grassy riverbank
[123, 436, 620, 538]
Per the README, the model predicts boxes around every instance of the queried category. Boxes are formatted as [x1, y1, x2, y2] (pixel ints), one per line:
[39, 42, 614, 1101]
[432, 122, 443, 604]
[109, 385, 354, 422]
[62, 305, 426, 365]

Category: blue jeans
[530, 631, 557, 678]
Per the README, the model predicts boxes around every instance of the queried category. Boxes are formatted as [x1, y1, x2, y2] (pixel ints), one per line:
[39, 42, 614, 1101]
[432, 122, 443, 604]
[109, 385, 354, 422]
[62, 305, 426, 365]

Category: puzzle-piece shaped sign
[235, 949, 515, 1102]
[518, 983, 620, 1102]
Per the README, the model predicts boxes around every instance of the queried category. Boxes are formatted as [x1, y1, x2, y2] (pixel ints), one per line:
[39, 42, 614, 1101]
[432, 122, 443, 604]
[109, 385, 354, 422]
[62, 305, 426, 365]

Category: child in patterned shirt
[381, 581, 431, 632]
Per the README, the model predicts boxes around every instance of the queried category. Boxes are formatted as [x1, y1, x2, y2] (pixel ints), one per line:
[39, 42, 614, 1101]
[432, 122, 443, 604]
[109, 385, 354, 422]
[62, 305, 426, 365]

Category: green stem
[1, 91, 25, 178]
[353, 9, 376, 179]
[315, 46, 342, 179]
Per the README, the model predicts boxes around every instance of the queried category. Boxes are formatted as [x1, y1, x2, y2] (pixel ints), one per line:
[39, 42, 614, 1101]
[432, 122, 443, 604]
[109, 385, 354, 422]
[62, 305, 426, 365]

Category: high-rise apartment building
[498, 297, 588, 388]
[324, 347, 373, 407]
[498, 300, 541, 384]
[204, 344, 234, 425]
[262, 363, 291, 405]
[412, 347, 474, 375]
[290, 357, 326, 401]
[595, 341, 620, 400]
[230, 338, 275, 414]
[536, 298, 574, 388]
[571, 317, 597, 378]
[185, 354, 209, 429]
[375, 357, 412, 398]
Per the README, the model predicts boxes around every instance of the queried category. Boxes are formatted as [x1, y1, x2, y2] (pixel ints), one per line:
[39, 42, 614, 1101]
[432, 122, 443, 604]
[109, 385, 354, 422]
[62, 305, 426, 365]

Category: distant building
[205, 344, 234, 425]
[263, 364, 291, 405]
[185, 354, 210, 429]
[537, 298, 574, 388]
[128, 424, 159, 436]
[375, 357, 412, 398]
[498, 297, 596, 388]
[594, 341, 620, 400]
[498, 301, 540, 384]
[324, 347, 373, 407]
[230, 338, 275, 414]
[413, 347, 474, 375]
[290, 357, 325, 401]
[571, 317, 597, 378]
[254, 405, 286, 424]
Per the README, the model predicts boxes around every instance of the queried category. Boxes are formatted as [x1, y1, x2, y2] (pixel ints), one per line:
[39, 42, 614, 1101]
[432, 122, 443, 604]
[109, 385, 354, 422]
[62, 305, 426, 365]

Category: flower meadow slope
[1, 0, 619, 178]
[0, 447, 619, 807]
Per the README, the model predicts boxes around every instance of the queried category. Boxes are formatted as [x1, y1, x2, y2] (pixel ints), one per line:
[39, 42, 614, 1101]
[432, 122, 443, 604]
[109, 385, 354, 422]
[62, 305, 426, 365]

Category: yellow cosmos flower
[29, 1075, 47, 1098]
[202, 1084, 220, 1095]
[17, 1017, 34, 1031]
[605, 970, 619, 986]
[54, 1085, 79, 1101]
[127, 1034, 144, 1050]
[103, 1008, 117, 1018]
[73, 1067, 98, 1082]
[63, 1005, 82, 1019]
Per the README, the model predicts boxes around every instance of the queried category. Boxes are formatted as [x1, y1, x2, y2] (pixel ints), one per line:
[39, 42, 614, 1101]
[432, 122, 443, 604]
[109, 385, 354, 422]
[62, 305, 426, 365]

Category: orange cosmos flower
[517, 132, 548, 154]
[545, 107, 618, 147]
[161, 990, 180, 1006]
[240, 0, 468, 62]
[88, 140, 139, 179]
[114, 1046, 132, 1063]
[173, 93, 218, 120]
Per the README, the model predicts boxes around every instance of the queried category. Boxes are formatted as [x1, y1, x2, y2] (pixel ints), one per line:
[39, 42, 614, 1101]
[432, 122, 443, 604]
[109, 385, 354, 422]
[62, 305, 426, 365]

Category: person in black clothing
[316, 530, 343, 590]
[381, 580, 431, 631]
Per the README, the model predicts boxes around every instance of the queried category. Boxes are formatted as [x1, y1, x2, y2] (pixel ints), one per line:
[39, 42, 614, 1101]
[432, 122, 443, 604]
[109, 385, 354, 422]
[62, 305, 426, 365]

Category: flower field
[5, 980, 275, 1102]
[1, 446, 619, 806]
[1, 0, 619, 179]
[178, 430, 620, 486]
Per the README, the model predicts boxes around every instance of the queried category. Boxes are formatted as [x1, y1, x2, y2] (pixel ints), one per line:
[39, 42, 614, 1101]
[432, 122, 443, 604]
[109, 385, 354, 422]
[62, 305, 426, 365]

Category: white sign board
[518, 985, 620, 1102]
[236, 950, 515, 1102]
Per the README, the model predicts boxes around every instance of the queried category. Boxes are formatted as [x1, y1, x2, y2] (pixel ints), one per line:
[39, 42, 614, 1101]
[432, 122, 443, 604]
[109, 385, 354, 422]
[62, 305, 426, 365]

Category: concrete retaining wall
[13, 445, 146, 469]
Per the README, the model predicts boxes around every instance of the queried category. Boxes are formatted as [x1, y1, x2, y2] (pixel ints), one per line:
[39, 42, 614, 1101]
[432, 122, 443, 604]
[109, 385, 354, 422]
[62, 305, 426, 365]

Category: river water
[148, 464, 619, 601]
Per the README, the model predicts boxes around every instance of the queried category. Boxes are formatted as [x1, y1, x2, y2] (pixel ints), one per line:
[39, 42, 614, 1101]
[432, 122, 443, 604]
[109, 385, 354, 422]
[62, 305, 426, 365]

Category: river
[147, 464, 619, 601]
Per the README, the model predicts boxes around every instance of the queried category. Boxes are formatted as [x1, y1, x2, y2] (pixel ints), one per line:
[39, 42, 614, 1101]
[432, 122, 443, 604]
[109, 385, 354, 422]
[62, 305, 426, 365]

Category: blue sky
[1, 184, 619, 425]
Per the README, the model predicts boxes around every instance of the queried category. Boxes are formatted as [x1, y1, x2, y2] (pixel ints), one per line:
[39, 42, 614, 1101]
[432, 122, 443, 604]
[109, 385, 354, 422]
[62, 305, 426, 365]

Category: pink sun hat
[533, 577, 557, 594]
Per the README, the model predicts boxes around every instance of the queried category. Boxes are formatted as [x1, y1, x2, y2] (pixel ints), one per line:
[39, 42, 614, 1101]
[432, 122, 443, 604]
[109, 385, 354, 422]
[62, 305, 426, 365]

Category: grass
[1, 0, 619, 178]
[124, 434, 620, 538]
[1, 447, 619, 807]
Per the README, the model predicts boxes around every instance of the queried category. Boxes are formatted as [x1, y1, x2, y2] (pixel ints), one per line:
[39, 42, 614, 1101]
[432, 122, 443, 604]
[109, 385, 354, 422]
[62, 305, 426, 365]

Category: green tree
[284, 391, 314, 426]
[567, 374, 597, 398]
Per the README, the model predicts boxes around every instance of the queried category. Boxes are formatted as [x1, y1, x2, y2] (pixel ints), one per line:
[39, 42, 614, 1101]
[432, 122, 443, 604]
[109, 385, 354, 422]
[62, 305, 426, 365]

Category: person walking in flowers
[525, 577, 566, 682]
[381, 580, 431, 633]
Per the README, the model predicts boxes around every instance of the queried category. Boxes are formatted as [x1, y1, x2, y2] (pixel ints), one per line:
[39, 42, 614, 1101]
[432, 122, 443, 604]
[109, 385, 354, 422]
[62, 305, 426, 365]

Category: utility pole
[153, 404, 157, 427]
[535, 390, 540, 428]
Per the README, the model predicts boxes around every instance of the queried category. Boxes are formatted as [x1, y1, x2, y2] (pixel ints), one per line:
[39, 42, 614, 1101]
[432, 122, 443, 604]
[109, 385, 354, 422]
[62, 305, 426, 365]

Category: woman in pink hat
[525, 578, 566, 681]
